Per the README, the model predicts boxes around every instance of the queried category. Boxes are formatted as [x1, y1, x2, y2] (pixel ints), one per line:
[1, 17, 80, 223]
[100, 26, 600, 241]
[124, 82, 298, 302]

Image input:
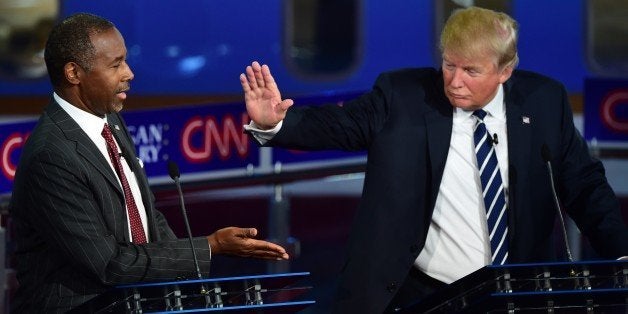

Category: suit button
[410, 244, 419, 253]
[386, 282, 397, 293]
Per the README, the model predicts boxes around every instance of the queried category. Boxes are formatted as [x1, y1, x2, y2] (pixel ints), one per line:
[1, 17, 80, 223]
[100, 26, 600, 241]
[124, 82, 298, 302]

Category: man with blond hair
[241, 6, 628, 313]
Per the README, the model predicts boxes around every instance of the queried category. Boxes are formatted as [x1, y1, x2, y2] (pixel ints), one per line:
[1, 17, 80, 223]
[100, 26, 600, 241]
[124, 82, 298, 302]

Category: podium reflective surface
[72, 272, 314, 313]
[405, 260, 627, 313]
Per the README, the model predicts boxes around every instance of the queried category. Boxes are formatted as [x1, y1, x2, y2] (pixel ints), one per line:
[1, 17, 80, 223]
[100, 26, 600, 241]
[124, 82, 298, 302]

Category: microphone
[541, 144, 574, 263]
[168, 161, 208, 284]
[492, 133, 498, 145]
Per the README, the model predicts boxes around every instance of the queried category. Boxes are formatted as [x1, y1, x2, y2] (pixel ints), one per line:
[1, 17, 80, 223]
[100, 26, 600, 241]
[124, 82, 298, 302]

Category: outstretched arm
[240, 61, 293, 130]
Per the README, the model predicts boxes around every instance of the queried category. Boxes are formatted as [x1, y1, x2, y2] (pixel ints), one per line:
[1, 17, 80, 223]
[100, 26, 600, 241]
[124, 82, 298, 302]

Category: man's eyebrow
[108, 55, 125, 65]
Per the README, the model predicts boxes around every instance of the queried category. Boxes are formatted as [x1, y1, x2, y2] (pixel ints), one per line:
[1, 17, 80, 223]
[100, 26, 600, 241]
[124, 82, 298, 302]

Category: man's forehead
[90, 28, 126, 59]
[443, 51, 497, 68]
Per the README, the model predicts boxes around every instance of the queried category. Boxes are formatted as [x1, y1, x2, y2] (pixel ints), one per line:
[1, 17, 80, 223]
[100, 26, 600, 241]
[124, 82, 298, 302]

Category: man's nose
[449, 69, 464, 88]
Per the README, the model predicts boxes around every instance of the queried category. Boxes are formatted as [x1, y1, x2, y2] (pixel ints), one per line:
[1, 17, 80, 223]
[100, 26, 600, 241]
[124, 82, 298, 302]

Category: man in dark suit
[9, 13, 289, 313]
[240, 6, 628, 314]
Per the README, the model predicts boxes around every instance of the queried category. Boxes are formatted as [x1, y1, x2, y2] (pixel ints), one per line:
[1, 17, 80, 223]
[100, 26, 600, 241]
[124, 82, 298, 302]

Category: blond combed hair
[440, 6, 519, 70]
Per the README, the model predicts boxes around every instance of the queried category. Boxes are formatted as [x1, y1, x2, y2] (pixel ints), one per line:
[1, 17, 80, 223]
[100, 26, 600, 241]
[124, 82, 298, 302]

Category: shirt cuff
[243, 120, 283, 145]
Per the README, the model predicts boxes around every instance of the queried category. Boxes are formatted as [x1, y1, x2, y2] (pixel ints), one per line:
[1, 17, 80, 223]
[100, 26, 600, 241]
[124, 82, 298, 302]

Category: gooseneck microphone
[168, 161, 208, 283]
[541, 144, 574, 263]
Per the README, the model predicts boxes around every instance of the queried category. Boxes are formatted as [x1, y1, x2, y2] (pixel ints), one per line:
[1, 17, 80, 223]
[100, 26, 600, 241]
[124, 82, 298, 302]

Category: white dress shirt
[54, 93, 150, 242]
[415, 85, 509, 283]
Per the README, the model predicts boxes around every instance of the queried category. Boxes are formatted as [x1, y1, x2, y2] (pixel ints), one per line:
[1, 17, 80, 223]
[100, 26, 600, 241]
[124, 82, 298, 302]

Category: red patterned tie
[101, 123, 147, 244]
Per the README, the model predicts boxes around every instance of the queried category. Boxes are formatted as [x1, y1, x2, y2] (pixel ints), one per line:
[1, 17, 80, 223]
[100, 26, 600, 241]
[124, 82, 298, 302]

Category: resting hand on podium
[207, 227, 290, 260]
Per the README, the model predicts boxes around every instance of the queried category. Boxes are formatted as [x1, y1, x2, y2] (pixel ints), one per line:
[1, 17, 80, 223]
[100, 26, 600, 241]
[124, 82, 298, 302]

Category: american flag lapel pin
[522, 116, 530, 124]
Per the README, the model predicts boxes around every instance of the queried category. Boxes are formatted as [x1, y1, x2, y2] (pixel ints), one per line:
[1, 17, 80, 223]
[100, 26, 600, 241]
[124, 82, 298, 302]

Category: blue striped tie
[473, 109, 508, 265]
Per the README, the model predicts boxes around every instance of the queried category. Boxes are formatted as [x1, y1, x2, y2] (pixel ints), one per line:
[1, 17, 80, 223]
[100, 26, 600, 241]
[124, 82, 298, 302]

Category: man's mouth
[449, 92, 466, 99]
[116, 86, 130, 100]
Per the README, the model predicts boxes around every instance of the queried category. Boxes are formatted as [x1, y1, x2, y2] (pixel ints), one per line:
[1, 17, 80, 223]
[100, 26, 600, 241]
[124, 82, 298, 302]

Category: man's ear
[499, 66, 513, 84]
[64, 62, 81, 85]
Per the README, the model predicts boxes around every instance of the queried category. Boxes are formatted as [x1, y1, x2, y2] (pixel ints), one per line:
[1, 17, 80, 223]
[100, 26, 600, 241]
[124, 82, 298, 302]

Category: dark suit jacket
[268, 68, 628, 313]
[9, 100, 212, 313]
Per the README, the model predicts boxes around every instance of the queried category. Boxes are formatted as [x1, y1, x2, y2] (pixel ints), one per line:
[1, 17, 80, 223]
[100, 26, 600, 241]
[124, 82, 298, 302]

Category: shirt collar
[54, 92, 108, 138]
[455, 84, 506, 120]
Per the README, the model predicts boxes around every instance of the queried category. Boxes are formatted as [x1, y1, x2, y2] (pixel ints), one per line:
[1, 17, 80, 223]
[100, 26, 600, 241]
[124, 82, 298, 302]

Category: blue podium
[73, 272, 314, 313]
[405, 260, 627, 313]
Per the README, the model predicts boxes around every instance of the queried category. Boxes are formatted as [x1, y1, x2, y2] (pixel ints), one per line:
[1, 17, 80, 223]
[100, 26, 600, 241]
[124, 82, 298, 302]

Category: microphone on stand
[541, 144, 575, 265]
[168, 161, 208, 292]
[492, 133, 498, 145]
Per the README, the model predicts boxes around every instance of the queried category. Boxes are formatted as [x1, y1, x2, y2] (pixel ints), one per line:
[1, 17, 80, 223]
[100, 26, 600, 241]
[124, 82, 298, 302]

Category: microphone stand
[168, 162, 211, 304]
[541, 144, 576, 277]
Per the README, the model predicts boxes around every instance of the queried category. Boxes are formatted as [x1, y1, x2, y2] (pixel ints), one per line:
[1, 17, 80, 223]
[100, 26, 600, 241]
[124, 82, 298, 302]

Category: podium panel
[72, 272, 314, 313]
[406, 260, 627, 313]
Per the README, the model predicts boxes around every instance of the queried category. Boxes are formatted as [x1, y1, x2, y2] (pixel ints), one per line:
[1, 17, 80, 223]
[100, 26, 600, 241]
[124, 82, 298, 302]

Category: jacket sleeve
[555, 84, 628, 258]
[19, 146, 211, 285]
[270, 72, 395, 151]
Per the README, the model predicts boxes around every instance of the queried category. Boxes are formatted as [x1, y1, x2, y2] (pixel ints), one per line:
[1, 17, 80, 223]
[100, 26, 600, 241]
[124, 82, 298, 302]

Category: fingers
[246, 241, 290, 260]
[235, 228, 289, 260]
[244, 64, 257, 90]
[247, 250, 290, 260]
[252, 60, 262, 71]
[244, 61, 264, 89]
[250, 239, 289, 259]
[239, 73, 251, 93]
[253, 61, 265, 88]
[242, 227, 257, 238]
[260, 64, 275, 88]
[242, 61, 274, 90]
[280, 99, 294, 111]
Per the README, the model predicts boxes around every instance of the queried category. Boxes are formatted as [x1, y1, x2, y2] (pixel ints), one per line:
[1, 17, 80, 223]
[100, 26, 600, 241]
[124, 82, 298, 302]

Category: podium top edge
[115, 272, 311, 289]
[487, 259, 627, 269]
[149, 300, 317, 314]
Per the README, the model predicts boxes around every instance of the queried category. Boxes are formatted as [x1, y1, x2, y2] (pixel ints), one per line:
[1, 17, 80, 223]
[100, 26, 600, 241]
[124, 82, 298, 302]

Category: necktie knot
[473, 109, 488, 121]
[102, 123, 113, 141]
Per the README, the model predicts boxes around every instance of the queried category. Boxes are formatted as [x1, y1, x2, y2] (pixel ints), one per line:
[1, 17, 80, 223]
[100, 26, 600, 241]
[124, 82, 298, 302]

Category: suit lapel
[504, 79, 532, 247]
[425, 90, 453, 212]
[46, 101, 123, 196]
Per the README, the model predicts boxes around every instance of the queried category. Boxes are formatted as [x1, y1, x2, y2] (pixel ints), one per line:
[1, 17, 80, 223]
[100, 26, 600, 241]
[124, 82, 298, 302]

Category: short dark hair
[44, 13, 115, 87]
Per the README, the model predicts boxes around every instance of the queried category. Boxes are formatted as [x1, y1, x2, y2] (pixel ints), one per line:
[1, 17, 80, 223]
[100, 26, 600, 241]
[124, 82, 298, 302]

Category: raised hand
[207, 227, 289, 260]
[240, 61, 293, 129]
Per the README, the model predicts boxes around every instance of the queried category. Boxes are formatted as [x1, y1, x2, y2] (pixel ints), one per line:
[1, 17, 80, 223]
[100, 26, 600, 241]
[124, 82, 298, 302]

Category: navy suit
[267, 68, 628, 313]
[10, 100, 212, 312]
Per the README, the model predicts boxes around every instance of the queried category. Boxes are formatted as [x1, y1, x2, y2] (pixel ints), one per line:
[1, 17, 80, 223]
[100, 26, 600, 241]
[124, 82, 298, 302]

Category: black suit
[267, 68, 628, 313]
[9, 100, 212, 312]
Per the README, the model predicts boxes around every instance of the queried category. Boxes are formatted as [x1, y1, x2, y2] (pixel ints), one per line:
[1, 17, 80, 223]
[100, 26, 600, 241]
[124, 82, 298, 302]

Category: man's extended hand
[207, 227, 289, 260]
[240, 61, 293, 130]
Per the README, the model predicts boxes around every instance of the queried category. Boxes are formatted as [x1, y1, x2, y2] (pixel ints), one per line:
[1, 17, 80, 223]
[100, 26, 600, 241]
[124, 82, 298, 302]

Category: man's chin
[450, 101, 480, 111]
[110, 102, 124, 113]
